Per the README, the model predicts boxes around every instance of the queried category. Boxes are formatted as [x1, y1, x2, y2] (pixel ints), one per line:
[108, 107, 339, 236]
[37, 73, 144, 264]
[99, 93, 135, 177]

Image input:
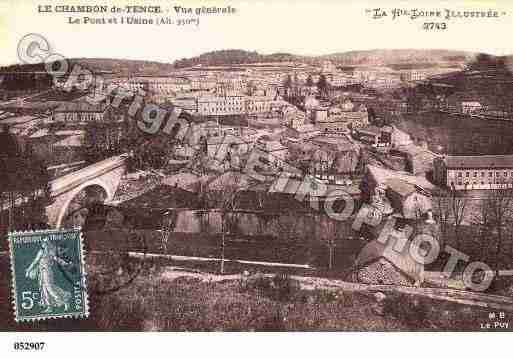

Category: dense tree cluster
[0, 72, 53, 91]
[317, 74, 329, 98]
[0, 127, 50, 234]
[173, 50, 304, 68]
[465, 53, 510, 73]
[81, 121, 125, 163]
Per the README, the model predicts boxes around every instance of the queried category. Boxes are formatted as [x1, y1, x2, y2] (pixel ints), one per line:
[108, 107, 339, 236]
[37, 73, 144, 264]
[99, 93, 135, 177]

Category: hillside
[65, 58, 177, 75]
[0, 58, 176, 76]
[172, 49, 492, 69]
[172, 50, 309, 68]
[320, 49, 479, 66]
[2, 50, 511, 76]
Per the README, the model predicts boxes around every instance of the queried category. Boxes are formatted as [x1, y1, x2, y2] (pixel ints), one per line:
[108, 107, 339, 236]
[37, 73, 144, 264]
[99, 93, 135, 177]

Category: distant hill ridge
[172, 49, 484, 68]
[0, 58, 176, 76]
[2, 49, 511, 74]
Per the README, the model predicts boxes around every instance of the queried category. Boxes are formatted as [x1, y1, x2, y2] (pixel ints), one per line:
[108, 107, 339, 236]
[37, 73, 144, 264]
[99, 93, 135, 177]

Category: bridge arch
[55, 179, 113, 229]
[45, 155, 128, 229]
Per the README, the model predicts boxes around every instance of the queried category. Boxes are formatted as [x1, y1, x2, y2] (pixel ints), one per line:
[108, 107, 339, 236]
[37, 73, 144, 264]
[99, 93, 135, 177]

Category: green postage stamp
[8, 228, 89, 322]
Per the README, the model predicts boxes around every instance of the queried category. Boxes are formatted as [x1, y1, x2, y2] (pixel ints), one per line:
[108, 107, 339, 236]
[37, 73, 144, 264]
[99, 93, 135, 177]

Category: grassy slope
[1, 254, 508, 331]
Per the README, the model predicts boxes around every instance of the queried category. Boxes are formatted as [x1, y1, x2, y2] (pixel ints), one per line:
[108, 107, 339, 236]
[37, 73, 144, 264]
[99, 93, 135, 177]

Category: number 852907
[13, 342, 45, 350]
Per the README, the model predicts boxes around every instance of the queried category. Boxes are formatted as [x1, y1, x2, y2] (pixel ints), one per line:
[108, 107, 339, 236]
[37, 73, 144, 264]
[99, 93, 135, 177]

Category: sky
[1, 0, 513, 66]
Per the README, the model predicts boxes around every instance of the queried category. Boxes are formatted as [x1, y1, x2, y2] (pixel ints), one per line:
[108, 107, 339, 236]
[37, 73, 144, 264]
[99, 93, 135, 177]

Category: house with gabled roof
[385, 178, 432, 219]
[349, 236, 424, 286]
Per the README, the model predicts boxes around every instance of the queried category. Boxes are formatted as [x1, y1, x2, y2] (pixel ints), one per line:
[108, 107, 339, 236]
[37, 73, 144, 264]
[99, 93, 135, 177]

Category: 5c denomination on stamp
[7, 228, 89, 322]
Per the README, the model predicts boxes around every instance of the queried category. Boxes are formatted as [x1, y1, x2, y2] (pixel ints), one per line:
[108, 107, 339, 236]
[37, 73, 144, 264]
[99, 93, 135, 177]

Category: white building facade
[434, 154, 513, 190]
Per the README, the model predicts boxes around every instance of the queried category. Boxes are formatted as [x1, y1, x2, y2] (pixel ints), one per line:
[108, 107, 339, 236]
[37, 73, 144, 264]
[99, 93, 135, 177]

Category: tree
[324, 218, 344, 270]
[0, 126, 20, 232]
[432, 190, 452, 250]
[81, 108, 125, 163]
[306, 75, 314, 87]
[466, 53, 505, 72]
[276, 215, 297, 242]
[446, 188, 467, 249]
[197, 174, 244, 274]
[317, 74, 329, 98]
[432, 188, 467, 249]
[291, 73, 300, 97]
[0, 127, 50, 233]
[283, 74, 292, 90]
[367, 106, 377, 123]
[354, 149, 369, 177]
[82, 122, 122, 163]
[246, 80, 257, 96]
[482, 189, 513, 270]
[472, 194, 494, 261]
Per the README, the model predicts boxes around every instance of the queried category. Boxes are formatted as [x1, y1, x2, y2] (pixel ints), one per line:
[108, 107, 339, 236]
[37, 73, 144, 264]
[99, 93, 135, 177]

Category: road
[144, 259, 513, 312]
[119, 249, 513, 312]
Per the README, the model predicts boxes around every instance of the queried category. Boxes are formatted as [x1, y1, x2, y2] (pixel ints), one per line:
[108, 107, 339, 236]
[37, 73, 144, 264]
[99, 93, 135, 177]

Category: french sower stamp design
[8, 228, 89, 321]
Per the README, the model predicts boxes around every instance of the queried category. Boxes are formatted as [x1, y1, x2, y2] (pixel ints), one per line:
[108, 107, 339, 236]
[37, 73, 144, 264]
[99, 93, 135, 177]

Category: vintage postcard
[2, 0, 513, 351]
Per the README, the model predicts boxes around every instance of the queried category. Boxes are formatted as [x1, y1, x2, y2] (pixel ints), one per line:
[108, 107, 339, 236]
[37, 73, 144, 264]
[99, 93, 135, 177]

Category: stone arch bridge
[46, 155, 128, 228]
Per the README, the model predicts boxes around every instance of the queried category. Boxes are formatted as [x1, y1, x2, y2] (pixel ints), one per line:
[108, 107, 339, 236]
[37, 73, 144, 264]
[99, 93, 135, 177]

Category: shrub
[382, 293, 430, 328]
[260, 309, 287, 331]
[240, 272, 301, 302]
[338, 291, 355, 307]
[302, 289, 355, 306]
[239, 272, 271, 292]
[271, 273, 301, 302]
[487, 277, 513, 296]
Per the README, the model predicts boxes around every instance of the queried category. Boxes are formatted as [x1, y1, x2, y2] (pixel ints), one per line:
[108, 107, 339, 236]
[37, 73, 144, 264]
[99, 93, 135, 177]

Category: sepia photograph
[1, 0, 513, 356]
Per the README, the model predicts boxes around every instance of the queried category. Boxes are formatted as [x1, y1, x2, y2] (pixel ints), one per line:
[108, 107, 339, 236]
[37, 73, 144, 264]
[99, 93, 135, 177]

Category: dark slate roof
[444, 154, 513, 169]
